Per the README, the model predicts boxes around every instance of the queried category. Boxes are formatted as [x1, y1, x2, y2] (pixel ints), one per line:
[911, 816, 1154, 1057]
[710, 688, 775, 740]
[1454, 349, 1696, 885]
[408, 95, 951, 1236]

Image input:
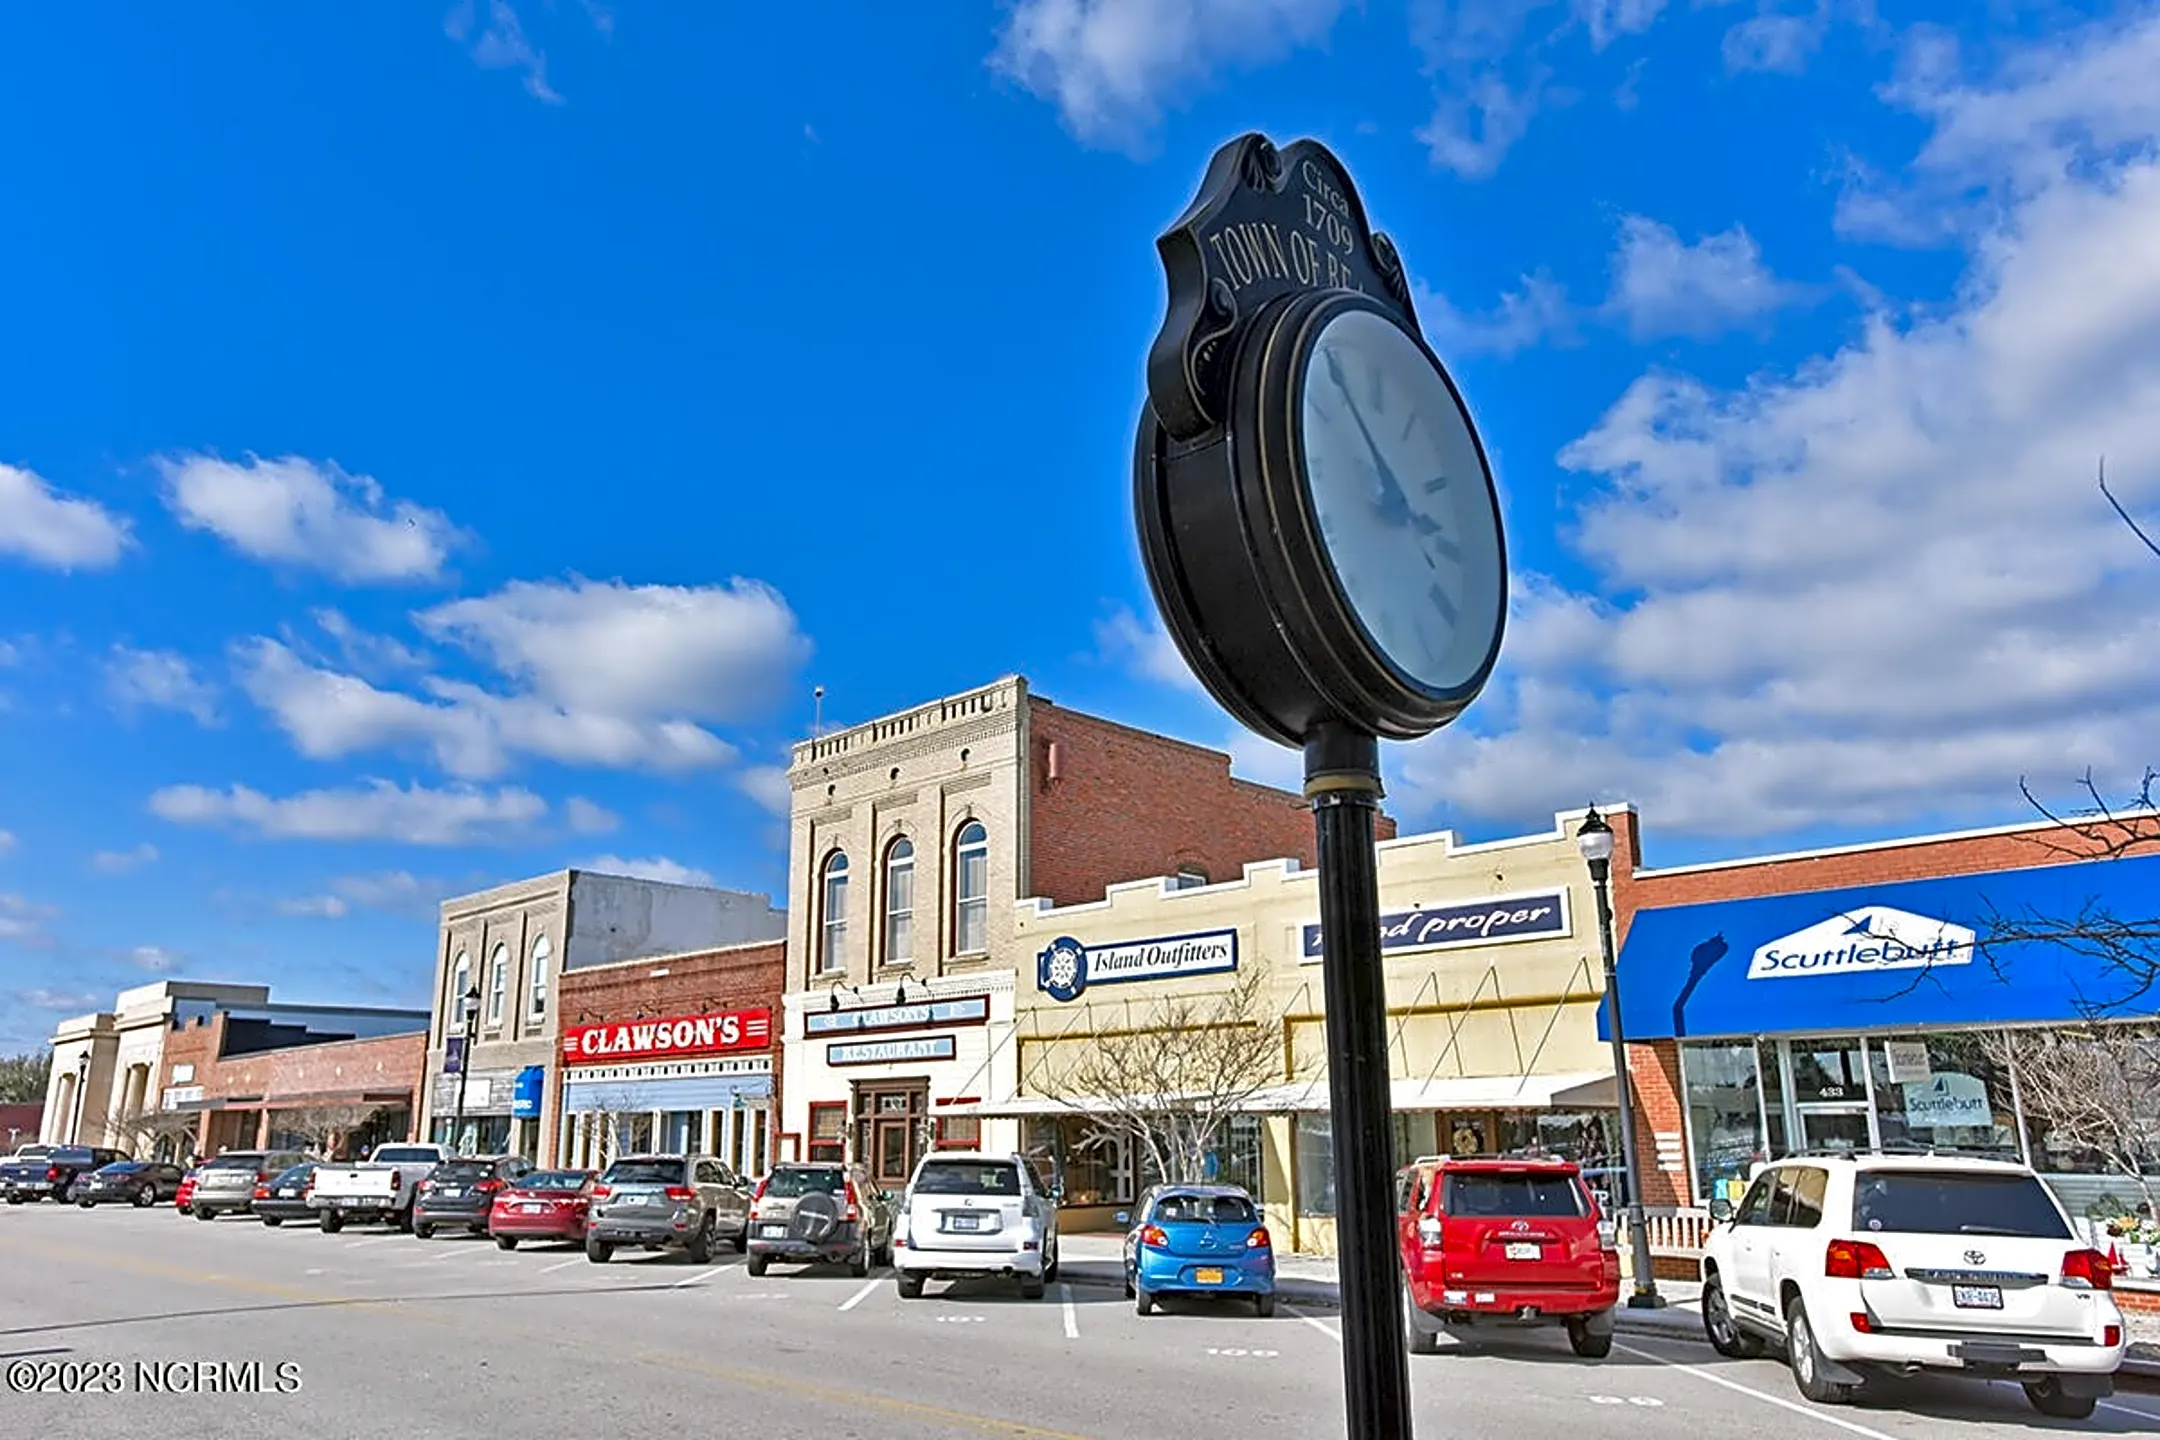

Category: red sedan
[488, 1168, 596, 1249]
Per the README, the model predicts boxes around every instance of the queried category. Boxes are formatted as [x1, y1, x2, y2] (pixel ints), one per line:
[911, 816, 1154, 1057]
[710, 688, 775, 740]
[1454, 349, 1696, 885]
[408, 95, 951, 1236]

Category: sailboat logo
[1747, 906, 1975, 981]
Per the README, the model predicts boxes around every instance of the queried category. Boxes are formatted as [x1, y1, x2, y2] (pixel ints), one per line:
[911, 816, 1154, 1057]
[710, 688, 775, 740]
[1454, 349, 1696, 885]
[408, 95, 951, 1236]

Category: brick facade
[555, 938, 785, 1107]
[157, 1015, 426, 1159]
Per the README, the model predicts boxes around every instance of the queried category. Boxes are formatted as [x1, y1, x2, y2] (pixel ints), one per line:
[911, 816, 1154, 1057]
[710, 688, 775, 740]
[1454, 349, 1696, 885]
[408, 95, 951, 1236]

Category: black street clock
[1134, 133, 1508, 748]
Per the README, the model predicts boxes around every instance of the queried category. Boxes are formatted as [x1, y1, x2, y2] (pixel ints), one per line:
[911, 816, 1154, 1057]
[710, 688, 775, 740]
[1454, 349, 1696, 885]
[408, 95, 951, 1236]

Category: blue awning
[560, 1074, 772, 1113]
[1611, 852, 2160, 1041]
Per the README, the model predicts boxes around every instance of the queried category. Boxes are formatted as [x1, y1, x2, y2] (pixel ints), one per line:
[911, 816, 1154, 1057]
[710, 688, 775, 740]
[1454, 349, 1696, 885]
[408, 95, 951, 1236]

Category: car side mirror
[1050, 1183, 1065, 1203]
[1709, 1198, 1733, 1223]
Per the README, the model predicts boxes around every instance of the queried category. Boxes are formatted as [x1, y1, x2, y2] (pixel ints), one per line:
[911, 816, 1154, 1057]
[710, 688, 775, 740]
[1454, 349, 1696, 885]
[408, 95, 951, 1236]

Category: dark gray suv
[585, 1153, 751, 1264]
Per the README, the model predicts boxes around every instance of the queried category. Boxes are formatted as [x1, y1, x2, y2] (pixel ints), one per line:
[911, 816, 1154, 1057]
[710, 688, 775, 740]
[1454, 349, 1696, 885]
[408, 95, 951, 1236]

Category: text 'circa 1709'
[1203, 160, 1365, 296]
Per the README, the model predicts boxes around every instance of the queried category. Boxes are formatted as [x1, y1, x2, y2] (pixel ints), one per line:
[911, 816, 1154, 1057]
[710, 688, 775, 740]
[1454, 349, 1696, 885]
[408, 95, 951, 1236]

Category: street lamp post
[448, 984, 481, 1157]
[1576, 806, 1663, 1309]
[70, 1053, 91, 1144]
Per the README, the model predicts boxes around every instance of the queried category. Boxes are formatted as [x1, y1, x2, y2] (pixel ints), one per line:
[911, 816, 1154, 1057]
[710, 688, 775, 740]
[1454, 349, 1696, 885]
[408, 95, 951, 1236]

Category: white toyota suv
[1700, 1152, 2125, 1418]
[891, 1151, 1060, 1300]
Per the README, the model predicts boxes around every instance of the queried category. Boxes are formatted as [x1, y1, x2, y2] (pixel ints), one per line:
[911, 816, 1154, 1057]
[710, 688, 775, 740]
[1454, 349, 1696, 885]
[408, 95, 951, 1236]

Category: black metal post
[1588, 861, 1661, 1307]
[1305, 721, 1413, 1440]
[449, 1008, 477, 1157]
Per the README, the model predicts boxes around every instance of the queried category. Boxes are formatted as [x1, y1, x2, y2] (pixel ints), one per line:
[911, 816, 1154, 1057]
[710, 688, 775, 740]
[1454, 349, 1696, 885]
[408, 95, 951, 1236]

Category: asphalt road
[2, 1203, 2156, 1439]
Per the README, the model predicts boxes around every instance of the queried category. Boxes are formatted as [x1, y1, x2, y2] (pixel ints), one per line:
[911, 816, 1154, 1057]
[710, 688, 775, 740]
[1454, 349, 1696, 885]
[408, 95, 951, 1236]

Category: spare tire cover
[792, 1191, 841, 1242]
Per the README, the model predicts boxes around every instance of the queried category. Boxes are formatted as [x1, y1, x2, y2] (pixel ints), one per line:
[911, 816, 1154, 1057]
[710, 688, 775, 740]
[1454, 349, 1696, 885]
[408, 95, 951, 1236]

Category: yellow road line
[0, 1232, 1092, 1439]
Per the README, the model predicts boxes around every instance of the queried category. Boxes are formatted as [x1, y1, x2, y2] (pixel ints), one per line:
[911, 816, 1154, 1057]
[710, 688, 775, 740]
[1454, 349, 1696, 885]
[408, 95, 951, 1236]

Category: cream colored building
[998, 808, 1631, 1255]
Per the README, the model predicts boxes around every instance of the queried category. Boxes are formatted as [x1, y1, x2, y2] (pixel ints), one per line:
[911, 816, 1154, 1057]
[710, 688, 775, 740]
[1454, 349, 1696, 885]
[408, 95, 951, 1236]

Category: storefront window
[1023, 1117, 1125, 1206]
[1682, 1039, 1770, 1211]
[1296, 1113, 1335, 1215]
[808, 1103, 845, 1164]
[1868, 1033, 2019, 1159]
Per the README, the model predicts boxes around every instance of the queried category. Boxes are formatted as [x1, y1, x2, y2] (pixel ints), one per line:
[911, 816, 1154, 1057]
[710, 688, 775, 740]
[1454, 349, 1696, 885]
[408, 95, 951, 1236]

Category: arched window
[487, 943, 509, 1026]
[528, 934, 552, 1021]
[449, 949, 470, 1033]
[819, 852, 850, 974]
[882, 837, 915, 967]
[953, 821, 988, 955]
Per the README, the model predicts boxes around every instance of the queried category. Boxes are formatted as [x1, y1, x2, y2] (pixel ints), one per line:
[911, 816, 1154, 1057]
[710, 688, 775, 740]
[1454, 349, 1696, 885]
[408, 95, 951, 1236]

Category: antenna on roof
[812, 685, 825, 738]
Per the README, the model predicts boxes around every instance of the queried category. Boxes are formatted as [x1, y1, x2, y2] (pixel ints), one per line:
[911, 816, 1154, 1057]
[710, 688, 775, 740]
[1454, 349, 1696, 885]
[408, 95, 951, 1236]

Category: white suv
[891, 1151, 1060, 1300]
[1699, 1153, 2125, 1418]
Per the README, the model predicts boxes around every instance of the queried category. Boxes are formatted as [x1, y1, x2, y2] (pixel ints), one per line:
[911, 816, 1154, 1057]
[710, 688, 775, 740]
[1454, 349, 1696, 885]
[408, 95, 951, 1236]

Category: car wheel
[1701, 1274, 1764, 1359]
[395, 1207, 414, 1234]
[896, 1272, 925, 1299]
[2023, 1378, 2098, 1419]
[850, 1236, 870, 1278]
[1123, 1267, 1135, 1300]
[1020, 1272, 1046, 1300]
[586, 1239, 613, 1264]
[731, 1222, 748, 1254]
[1255, 1293, 1277, 1318]
[262, 1216, 284, 1228]
[135, 1186, 158, 1208]
[496, 1235, 517, 1251]
[1043, 1241, 1060, 1283]
[1135, 1286, 1155, 1316]
[413, 1222, 435, 1240]
[77, 1198, 94, 1209]
[194, 1205, 216, 1221]
[684, 1215, 714, 1265]
[1403, 1287, 1441, 1356]
[5, 1195, 21, 1205]
[747, 1255, 769, 1277]
[1784, 1296, 1853, 1404]
[1567, 1317, 1613, 1359]
[320, 1211, 344, 1234]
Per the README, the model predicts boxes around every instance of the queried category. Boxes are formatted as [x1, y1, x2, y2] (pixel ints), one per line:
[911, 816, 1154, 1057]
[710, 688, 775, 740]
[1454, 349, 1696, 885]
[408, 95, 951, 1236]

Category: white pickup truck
[308, 1143, 450, 1232]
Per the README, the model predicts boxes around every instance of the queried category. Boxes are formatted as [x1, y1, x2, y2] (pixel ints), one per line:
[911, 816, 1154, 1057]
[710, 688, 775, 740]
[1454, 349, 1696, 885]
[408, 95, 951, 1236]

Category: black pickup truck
[2, 1145, 129, 1203]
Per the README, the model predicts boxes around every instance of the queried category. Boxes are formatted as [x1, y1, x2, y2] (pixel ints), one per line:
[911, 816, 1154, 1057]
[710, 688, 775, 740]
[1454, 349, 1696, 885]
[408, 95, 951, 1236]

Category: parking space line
[671, 1265, 727, 1289]
[536, 1257, 585, 1274]
[1281, 1303, 1341, 1343]
[1613, 1342, 1897, 1440]
[839, 1278, 882, 1311]
[1059, 1283, 1079, 1339]
[2100, 1397, 2160, 1422]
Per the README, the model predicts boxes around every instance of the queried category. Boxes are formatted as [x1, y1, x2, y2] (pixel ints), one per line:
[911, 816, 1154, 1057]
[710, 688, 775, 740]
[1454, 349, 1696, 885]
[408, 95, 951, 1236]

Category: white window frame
[527, 934, 551, 1022]
[883, 837, 915, 967]
[953, 821, 988, 956]
[487, 944, 508, 1027]
[819, 852, 849, 975]
[448, 949, 470, 1039]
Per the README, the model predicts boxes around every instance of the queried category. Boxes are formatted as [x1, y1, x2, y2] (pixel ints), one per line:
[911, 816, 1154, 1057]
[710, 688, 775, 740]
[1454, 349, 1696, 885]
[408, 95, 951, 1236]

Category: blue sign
[1301, 889, 1569, 960]
[443, 1035, 466, 1076]
[1610, 853, 2160, 1041]
[1037, 929, 1238, 1003]
[510, 1065, 545, 1119]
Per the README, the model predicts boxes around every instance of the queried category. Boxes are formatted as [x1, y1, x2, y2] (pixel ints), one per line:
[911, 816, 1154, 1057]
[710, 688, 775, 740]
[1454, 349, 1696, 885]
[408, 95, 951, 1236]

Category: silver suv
[190, 1149, 310, 1220]
[585, 1153, 752, 1264]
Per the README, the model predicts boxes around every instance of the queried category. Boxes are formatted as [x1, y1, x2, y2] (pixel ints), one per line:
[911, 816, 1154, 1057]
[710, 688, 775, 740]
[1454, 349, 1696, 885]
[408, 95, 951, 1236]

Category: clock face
[1298, 308, 1504, 695]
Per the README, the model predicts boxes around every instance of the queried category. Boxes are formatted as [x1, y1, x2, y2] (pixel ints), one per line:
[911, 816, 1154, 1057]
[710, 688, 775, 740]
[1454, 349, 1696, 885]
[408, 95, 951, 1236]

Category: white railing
[1643, 1206, 1713, 1257]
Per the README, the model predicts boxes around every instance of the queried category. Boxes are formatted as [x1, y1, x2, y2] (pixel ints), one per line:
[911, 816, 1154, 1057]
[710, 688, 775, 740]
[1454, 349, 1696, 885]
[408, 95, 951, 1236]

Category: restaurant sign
[827, 1035, 958, 1067]
[805, 994, 990, 1037]
[561, 1008, 773, 1066]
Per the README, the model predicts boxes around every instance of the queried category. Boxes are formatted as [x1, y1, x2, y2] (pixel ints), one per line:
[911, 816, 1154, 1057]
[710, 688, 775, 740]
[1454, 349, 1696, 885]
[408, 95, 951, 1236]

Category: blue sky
[5, 1, 2160, 1050]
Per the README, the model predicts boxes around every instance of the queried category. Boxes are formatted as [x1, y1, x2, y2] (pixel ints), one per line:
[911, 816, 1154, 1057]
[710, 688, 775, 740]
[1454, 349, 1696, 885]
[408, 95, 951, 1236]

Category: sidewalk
[1055, 1233, 1707, 1342]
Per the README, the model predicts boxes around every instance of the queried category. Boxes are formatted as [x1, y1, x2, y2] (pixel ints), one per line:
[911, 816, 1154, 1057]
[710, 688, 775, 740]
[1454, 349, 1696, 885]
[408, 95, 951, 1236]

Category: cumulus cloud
[990, 0, 1347, 150]
[277, 894, 350, 919]
[127, 945, 178, 973]
[446, 0, 564, 104]
[283, 870, 465, 921]
[1095, 607, 1206, 697]
[1722, 9, 1828, 75]
[0, 831, 13, 856]
[564, 796, 619, 834]
[13, 987, 102, 1016]
[1602, 217, 1801, 340]
[91, 844, 158, 874]
[0, 462, 130, 570]
[106, 646, 220, 725]
[1415, 274, 1577, 359]
[737, 766, 792, 818]
[0, 894, 59, 947]
[150, 779, 548, 846]
[577, 854, 715, 887]
[158, 453, 463, 584]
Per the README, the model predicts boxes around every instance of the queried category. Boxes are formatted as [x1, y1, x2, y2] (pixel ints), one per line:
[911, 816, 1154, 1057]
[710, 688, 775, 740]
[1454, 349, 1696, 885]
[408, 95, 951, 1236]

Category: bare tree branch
[1979, 1025, 2160, 1215]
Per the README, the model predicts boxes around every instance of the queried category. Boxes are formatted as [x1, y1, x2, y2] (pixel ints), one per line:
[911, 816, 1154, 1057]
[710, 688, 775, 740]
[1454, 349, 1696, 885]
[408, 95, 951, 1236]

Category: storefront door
[855, 1084, 927, 1187]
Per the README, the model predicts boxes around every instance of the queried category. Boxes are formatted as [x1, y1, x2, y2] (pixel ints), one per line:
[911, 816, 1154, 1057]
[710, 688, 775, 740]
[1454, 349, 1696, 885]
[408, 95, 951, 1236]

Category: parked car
[1699, 1152, 2126, 1418]
[190, 1149, 311, 1219]
[173, 1166, 200, 1214]
[584, 1153, 752, 1264]
[414, 1154, 534, 1238]
[309, 1142, 450, 1232]
[1119, 1185, 1275, 1316]
[68, 1160, 187, 1208]
[251, 1162, 321, 1226]
[2, 1145, 128, 1204]
[891, 1151, 1061, 1300]
[488, 1168, 597, 1249]
[1397, 1154, 1620, 1358]
[745, 1161, 894, 1277]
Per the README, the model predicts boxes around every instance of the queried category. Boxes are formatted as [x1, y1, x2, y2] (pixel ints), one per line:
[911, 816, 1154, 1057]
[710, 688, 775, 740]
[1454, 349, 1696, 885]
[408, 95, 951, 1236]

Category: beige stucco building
[996, 808, 1631, 1254]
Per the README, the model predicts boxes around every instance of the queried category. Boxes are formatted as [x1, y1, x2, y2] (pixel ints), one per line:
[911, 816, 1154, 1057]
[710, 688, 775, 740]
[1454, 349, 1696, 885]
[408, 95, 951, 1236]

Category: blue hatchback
[1119, 1184, 1276, 1316]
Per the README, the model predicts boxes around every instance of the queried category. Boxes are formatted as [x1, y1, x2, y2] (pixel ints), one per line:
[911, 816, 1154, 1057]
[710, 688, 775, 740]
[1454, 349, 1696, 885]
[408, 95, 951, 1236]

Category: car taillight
[252, 1185, 270, 1199]
[591, 1184, 612, 1200]
[2062, 1249, 2114, 1290]
[1824, 1239, 1895, 1280]
[477, 1178, 506, 1194]
[388, 1169, 402, 1191]
[1417, 1217, 1445, 1249]
[1139, 1224, 1169, 1249]
[843, 1179, 861, 1222]
[663, 1185, 695, 1202]
[256, 1170, 270, 1183]
[303, 1176, 314, 1196]
[748, 1177, 768, 1222]
[45, 1167, 60, 1182]
[1246, 1227, 1271, 1250]
[2103, 1324, 2123, 1347]
[1849, 1312, 1872, 1333]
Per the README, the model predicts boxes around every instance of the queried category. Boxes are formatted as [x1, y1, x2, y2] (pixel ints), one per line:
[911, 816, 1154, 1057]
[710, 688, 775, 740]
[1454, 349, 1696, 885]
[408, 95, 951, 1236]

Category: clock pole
[1305, 720, 1414, 1440]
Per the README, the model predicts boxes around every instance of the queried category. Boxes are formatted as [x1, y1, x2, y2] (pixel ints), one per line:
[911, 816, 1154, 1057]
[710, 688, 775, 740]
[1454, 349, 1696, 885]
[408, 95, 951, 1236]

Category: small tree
[111, 1105, 203, 1162]
[1980, 1025, 2160, 1216]
[1027, 966, 1282, 1187]
[269, 1103, 385, 1158]
[0, 1050, 51, 1104]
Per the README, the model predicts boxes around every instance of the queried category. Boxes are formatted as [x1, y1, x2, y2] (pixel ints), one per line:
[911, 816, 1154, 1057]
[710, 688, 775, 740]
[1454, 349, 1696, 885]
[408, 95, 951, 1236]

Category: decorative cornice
[790, 711, 1022, 786]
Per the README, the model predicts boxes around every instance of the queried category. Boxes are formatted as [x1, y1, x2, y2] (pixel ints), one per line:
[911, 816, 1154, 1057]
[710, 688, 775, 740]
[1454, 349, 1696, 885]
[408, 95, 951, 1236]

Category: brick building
[554, 939, 784, 1175]
[1609, 812, 2160, 1231]
[778, 675, 1389, 1190]
[155, 1013, 427, 1160]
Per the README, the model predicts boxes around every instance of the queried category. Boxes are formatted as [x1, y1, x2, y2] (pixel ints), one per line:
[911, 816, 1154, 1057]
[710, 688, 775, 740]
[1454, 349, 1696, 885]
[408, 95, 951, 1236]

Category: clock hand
[1324, 350, 1414, 527]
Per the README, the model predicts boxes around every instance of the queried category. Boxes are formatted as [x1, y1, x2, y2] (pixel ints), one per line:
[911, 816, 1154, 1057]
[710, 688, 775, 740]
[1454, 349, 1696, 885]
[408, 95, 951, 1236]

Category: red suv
[1396, 1155, 1620, 1358]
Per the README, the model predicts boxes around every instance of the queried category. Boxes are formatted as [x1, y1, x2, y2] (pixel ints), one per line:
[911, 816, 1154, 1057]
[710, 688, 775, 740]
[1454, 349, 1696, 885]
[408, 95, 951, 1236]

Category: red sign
[561, 1008, 772, 1065]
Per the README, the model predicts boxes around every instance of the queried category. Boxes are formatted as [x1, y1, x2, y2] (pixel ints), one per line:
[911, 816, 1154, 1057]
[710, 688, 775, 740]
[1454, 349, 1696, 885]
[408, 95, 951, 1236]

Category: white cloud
[737, 765, 792, 818]
[310, 608, 431, 676]
[446, 0, 564, 104]
[1722, 10, 1826, 75]
[577, 854, 715, 887]
[1603, 216, 1800, 339]
[1095, 607, 1206, 697]
[150, 779, 548, 846]
[127, 945, 178, 973]
[158, 453, 463, 584]
[0, 894, 58, 947]
[303, 870, 463, 920]
[1223, 729, 1306, 796]
[1415, 274, 1576, 358]
[1417, 70, 1543, 181]
[277, 894, 351, 919]
[990, 0, 1346, 149]
[13, 987, 101, 1016]
[1383, 19, 2160, 838]
[416, 577, 810, 722]
[1575, 0, 1665, 50]
[0, 462, 130, 570]
[91, 844, 158, 874]
[107, 646, 220, 725]
[0, 831, 13, 857]
[564, 796, 619, 834]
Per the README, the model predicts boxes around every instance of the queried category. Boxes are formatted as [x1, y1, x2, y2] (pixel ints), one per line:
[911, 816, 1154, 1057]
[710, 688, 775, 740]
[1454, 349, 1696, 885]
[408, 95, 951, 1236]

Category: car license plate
[1505, 1242, 1541, 1261]
[949, 1213, 982, 1232]
[439, 1187, 463, 1198]
[278, 1188, 298, 1198]
[761, 1224, 788, 1238]
[1196, 1267, 1225, 1285]
[521, 1202, 544, 1213]
[1952, 1286, 2003, 1310]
